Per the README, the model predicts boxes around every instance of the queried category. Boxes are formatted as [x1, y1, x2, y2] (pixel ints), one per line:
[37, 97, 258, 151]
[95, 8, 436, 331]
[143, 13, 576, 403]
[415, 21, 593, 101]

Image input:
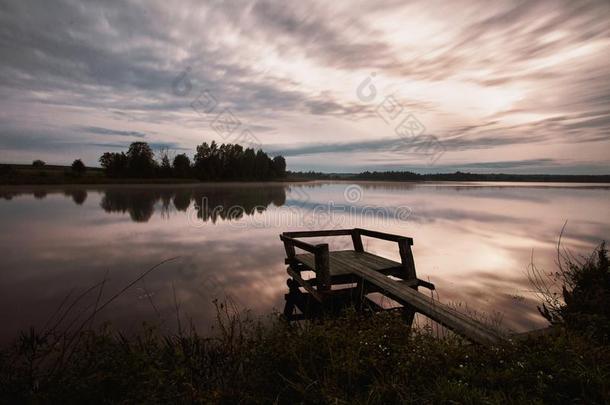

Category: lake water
[1, 181, 609, 342]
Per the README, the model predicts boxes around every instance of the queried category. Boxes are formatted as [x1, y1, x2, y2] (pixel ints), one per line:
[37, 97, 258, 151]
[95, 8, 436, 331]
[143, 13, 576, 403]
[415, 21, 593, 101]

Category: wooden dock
[280, 228, 508, 346]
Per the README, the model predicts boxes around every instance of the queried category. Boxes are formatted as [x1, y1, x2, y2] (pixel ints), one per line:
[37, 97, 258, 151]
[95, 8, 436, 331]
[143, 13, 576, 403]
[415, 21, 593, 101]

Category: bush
[71, 159, 86, 175]
[535, 242, 609, 342]
[32, 159, 45, 168]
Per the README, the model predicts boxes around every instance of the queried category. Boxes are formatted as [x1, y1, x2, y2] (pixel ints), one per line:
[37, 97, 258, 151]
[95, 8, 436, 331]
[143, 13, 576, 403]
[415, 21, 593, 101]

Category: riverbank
[0, 164, 299, 185]
[1, 244, 608, 403]
[3, 164, 610, 185]
[0, 308, 607, 403]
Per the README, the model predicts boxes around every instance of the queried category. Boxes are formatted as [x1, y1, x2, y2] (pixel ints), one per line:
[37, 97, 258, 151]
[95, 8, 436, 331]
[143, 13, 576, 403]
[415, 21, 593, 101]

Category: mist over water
[0, 181, 608, 342]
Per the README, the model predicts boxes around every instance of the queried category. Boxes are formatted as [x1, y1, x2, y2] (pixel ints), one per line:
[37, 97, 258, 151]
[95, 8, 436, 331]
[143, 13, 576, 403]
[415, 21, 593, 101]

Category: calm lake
[1, 181, 609, 342]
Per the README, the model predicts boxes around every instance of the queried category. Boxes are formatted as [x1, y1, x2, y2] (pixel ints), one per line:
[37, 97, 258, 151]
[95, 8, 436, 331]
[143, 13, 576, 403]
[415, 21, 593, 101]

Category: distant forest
[351, 171, 610, 183]
[2, 151, 610, 185]
[285, 170, 610, 183]
[99, 141, 286, 180]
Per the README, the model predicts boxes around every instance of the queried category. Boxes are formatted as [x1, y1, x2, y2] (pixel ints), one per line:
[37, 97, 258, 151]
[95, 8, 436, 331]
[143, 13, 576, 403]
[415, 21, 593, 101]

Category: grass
[1, 308, 608, 404]
[1, 244, 609, 403]
[0, 164, 202, 185]
[0, 164, 302, 185]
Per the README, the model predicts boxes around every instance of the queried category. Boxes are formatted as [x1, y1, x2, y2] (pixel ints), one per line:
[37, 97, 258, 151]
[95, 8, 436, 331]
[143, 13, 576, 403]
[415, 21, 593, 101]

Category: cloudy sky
[0, 0, 609, 173]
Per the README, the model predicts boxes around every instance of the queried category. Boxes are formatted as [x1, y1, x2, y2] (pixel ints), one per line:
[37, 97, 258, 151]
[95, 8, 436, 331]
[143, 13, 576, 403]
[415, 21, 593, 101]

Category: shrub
[535, 242, 609, 342]
[71, 159, 86, 175]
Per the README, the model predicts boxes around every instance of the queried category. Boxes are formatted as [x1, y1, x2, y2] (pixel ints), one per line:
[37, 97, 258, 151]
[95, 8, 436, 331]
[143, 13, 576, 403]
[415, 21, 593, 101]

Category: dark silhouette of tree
[192, 142, 283, 181]
[157, 147, 172, 177]
[254, 150, 270, 180]
[32, 160, 45, 168]
[71, 159, 86, 175]
[271, 155, 286, 178]
[172, 154, 191, 178]
[160, 155, 172, 177]
[98, 141, 286, 181]
[127, 142, 156, 177]
[99, 152, 128, 177]
[242, 148, 256, 180]
[194, 141, 218, 180]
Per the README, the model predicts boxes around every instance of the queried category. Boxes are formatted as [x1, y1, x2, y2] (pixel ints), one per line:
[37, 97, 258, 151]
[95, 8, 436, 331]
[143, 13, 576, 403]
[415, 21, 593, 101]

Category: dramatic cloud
[81, 127, 147, 138]
[0, 0, 608, 173]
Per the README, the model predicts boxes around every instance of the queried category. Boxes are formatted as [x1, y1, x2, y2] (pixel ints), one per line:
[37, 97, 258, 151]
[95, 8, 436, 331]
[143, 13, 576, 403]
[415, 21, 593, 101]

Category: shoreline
[2, 178, 610, 187]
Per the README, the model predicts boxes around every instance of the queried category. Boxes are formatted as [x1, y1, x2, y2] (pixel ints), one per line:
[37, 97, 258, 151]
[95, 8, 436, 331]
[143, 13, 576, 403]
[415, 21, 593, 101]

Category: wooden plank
[351, 229, 364, 252]
[315, 244, 331, 290]
[279, 234, 319, 253]
[398, 240, 417, 280]
[294, 251, 348, 275]
[294, 250, 402, 276]
[353, 252, 401, 270]
[351, 266, 507, 345]
[283, 229, 353, 238]
[287, 267, 323, 302]
[356, 228, 414, 245]
[283, 240, 296, 261]
[332, 251, 400, 275]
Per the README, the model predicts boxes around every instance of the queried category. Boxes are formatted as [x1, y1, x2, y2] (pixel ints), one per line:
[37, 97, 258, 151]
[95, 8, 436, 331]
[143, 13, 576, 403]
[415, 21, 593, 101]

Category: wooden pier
[280, 228, 508, 346]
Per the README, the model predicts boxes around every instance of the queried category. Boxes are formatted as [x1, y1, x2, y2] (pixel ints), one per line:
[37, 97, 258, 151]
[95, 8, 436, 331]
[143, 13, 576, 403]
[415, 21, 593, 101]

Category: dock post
[398, 238, 417, 327]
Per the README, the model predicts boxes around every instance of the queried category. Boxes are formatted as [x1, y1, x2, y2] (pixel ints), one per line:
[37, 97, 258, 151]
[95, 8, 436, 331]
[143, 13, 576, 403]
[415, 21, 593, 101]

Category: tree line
[99, 141, 286, 180]
[353, 170, 610, 183]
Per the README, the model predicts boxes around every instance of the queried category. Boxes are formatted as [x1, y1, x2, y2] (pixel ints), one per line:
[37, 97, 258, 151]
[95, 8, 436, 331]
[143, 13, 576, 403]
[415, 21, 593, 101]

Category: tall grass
[529, 234, 609, 342]
[1, 244, 609, 403]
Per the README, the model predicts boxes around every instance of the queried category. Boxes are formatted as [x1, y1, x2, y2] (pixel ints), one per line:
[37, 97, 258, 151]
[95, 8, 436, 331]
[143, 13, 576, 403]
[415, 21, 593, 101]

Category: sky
[0, 0, 609, 173]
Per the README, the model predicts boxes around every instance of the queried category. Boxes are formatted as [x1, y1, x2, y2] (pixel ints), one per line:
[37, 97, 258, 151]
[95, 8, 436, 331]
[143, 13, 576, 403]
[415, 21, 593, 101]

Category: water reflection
[66, 189, 87, 205]
[1, 184, 287, 223]
[0, 181, 608, 343]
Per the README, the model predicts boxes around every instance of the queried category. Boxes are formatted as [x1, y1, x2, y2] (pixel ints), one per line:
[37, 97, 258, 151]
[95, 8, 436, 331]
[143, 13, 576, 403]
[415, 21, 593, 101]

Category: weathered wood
[315, 244, 331, 290]
[280, 228, 505, 346]
[283, 229, 353, 238]
[398, 240, 417, 280]
[351, 266, 507, 345]
[351, 229, 364, 252]
[283, 280, 298, 318]
[283, 240, 296, 263]
[280, 234, 319, 253]
[287, 267, 324, 302]
[294, 250, 402, 276]
[355, 228, 414, 245]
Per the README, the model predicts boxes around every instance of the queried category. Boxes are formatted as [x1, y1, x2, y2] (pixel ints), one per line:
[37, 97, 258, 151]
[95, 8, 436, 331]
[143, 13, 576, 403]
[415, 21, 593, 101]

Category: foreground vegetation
[1, 245, 608, 403]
